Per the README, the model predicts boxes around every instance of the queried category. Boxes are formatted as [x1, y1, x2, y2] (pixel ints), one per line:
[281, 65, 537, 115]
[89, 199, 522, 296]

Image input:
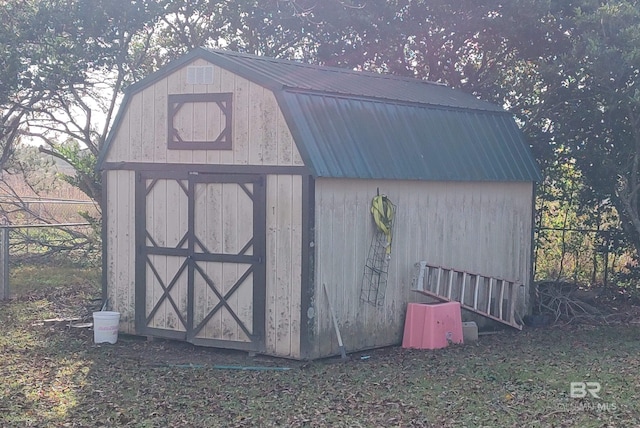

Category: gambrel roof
[99, 47, 541, 182]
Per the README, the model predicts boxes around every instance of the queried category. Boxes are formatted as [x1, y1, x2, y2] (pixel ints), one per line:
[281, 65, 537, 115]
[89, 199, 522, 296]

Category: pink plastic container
[402, 302, 463, 349]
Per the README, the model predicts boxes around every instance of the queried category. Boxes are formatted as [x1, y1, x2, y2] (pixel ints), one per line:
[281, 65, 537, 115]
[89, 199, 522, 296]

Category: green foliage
[0, 1, 165, 259]
[51, 140, 101, 206]
[535, 155, 611, 284]
[538, 1, 640, 258]
[6, 143, 57, 191]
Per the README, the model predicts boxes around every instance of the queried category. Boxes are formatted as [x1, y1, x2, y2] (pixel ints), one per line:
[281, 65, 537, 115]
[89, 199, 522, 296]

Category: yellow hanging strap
[371, 194, 394, 254]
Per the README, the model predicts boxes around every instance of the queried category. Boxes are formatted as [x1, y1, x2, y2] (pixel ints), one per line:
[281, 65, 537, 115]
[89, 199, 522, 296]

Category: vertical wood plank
[154, 77, 168, 163]
[235, 181, 254, 342]
[234, 71, 251, 165]
[125, 170, 136, 332]
[178, 179, 190, 330]
[192, 90, 208, 147]
[206, 65, 223, 165]
[106, 172, 119, 322]
[128, 93, 143, 162]
[221, 183, 238, 340]
[166, 69, 182, 164]
[150, 180, 166, 329]
[179, 66, 194, 165]
[276, 109, 293, 165]
[192, 182, 207, 334]
[207, 183, 223, 338]
[343, 181, 361, 330]
[248, 82, 265, 165]
[313, 183, 331, 357]
[265, 175, 278, 353]
[141, 85, 155, 162]
[289, 175, 303, 356]
[219, 69, 236, 165]
[262, 89, 278, 165]
[115, 171, 133, 330]
[275, 175, 293, 355]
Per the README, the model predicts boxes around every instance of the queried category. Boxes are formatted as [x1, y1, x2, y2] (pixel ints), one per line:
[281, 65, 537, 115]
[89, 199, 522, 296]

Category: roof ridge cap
[202, 47, 447, 87]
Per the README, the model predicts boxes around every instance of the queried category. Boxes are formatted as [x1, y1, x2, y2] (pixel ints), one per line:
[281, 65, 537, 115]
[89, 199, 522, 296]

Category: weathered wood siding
[105, 171, 305, 358]
[104, 169, 136, 333]
[144, 178, 189, 334]
[104, 58, 304, 357]
[104, 58, 304, 167]
[265, 175, 303, 358]
[191, 180, 254, 343]
[312, 178, 535, 358]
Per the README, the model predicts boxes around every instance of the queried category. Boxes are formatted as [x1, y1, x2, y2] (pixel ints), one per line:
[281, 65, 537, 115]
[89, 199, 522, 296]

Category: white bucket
[93, 311, 121, 344]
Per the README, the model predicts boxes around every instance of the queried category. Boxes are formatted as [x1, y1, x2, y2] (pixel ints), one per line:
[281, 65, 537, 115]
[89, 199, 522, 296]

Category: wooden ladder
[412, 261, 523, 330]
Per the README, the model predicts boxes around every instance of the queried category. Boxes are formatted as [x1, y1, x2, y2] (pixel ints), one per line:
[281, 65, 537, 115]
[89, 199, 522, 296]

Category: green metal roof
[278, 91, 540, 181]
[99, 48, 542, 182]
[198, 48, 505, 113]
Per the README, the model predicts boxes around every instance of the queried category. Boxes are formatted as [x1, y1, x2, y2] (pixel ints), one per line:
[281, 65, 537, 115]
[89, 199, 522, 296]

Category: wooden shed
[97, 48, 541, 359]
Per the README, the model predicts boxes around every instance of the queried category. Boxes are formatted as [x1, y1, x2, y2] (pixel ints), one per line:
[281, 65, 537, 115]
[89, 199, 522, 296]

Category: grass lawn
[1, 264, 640, 427]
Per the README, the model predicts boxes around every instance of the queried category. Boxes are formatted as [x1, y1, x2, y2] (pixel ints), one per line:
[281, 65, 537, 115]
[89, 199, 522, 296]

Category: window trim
[168, 93, 232, 150]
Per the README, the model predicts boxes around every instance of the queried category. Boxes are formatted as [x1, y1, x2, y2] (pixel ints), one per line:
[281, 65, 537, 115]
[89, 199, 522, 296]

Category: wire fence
[0, 223, 97, 300]
[0, 196, 99, 225]
[533, 226, 629, 287]
[0, 194, 99, 300]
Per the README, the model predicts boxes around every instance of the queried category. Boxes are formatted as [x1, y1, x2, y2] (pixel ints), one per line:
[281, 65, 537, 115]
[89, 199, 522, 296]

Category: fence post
[0, 227, 8, 300]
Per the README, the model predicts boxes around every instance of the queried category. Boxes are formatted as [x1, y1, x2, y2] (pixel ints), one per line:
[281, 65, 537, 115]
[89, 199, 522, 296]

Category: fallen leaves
[3, 283, 640, 427]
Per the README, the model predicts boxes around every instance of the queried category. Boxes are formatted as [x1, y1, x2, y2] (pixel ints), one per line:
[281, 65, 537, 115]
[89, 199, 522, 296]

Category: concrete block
[462, 321, 478, 342]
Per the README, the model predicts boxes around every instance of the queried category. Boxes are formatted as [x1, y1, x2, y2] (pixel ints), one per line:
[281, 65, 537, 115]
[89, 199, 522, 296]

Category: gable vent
[186, 66, 214, 85]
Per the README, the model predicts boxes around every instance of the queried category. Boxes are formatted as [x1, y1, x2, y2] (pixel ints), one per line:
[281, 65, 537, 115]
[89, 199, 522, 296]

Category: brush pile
[531, 280, 640, 325]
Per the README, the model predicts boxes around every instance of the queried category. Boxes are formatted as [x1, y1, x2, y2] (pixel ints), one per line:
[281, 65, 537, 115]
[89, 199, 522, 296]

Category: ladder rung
[423, 266, 429, 292]
[447, 270, 454, 299]
[499, 279, 505, 320]
[473, 275, 480, 310]
[412, 262, 523, 330]
[487, 278, 493, 314]
[460, 272, 467, 305]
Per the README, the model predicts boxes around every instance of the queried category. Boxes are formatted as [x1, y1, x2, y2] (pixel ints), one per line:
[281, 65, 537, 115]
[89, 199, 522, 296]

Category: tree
[0, 0, 167, 260]
[1, 0, 168, 203]
[541, 1, 640, 257]
[4, 0, 638, 277]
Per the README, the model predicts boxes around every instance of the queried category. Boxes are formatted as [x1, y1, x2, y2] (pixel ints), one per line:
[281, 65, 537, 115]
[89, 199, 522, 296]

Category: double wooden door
[135, 170, 265, 351]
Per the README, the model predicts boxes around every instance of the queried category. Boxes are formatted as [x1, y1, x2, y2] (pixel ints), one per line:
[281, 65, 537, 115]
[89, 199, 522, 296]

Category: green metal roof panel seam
[277, 90, 541, 182]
